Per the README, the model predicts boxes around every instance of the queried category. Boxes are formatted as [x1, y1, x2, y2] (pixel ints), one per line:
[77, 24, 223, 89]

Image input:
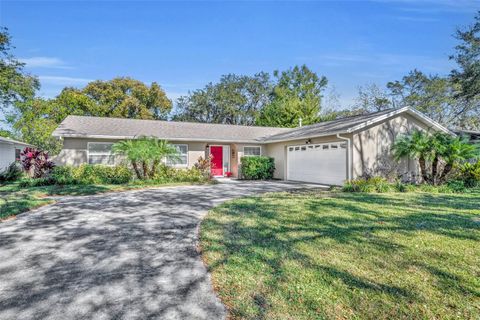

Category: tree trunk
[418, 156, 429, 184]
[438, 163, 453, 184]
[142, 161, 149, 180]
[131, 161, 142, 179]
[431, 155, 439, 185]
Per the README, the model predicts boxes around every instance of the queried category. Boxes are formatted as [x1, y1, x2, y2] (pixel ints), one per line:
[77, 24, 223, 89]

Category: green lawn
[200, 191, 480, 320]
[0, 181, 197, 220]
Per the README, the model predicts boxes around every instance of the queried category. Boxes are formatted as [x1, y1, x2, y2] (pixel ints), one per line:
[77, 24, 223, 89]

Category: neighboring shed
[0, 137, 30, 171]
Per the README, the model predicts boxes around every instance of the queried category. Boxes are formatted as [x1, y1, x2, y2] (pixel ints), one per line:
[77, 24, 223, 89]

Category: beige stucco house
[52, 107, 451, 185]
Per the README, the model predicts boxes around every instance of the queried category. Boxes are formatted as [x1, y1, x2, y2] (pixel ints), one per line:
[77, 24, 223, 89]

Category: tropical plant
[392, 131, 479, 185]
[456, 160, 480, 187]
[113, 137, 179, 179]
[20, 147, 55, 178]
[0, 162, 23, 182]
[392, 130, 433, 183]
[437, 136, 479, 183]
[193, 155, 212, 179]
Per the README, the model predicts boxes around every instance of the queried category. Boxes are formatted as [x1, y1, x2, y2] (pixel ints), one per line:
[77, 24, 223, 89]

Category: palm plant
[437, 136, 479, 183]
[112, 137, 179, 179]
[112, 140, 144, 179]
[392, 130, 433, 183]
[393, 130, 479, 185]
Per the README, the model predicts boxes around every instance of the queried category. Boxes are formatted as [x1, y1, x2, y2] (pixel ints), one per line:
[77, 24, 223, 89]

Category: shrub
[0, 162, 23, 183]
[446, 179, 466, 193]
[456, 161, 480, 188]
[193, 156, 212, 179]
[240, 156, 275, 180]
[342, 177, 392, 193]
[72, 164, 133, 184]
[50, 166, 76, 185]
[153, 164, 208, 183]
[19, 177, 55, 187]
[20, 147, 55, 178]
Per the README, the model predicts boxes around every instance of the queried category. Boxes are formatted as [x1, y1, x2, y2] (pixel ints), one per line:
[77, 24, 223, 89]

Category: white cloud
[19, 57, 72, 69]
[39, 75, 93, 86]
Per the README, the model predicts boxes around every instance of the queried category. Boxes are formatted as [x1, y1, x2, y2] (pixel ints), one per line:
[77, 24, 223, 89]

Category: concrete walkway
[0, 181, 313, 320]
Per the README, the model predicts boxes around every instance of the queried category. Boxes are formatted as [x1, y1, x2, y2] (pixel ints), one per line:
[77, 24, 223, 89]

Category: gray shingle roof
[260, 108, 401, 141]
[52, 107, 451, 143]
[0, 136, 31, 146]
[52, 116, 291, 143]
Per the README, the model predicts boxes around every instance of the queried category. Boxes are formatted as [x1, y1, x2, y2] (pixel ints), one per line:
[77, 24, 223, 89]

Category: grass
[200, 190, 480, 319]
[0, 180, 204, 220]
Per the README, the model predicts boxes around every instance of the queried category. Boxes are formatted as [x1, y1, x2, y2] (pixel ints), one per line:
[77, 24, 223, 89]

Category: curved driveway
[0, 181, 309, 320]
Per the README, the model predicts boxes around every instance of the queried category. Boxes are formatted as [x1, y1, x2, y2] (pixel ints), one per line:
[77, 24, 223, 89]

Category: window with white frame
[243, 146, 261, 156]
[166, 144, 188, 166]
[88, 143, 114, 165]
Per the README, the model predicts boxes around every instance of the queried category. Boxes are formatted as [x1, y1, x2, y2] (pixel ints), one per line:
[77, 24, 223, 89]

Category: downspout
[336, 133, 352, 181]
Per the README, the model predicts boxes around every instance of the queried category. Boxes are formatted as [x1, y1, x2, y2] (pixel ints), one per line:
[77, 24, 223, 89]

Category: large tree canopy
[257, 65, 328, 127]
[450, 12, 480, 104]
[10, 78, 172, 154]
[172, 73, 272, 125]
[81, 77, 172, 120]
[0, 27, 39, 110]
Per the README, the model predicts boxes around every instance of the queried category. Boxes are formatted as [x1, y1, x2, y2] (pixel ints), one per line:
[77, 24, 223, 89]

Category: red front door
[210, 146, 223, 176]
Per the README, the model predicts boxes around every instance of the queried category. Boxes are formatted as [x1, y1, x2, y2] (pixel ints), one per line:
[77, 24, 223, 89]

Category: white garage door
[287, 142, 347, 185]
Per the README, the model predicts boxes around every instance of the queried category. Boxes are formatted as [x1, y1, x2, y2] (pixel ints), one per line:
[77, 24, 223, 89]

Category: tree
[112, 137, 178, 179]
[82, 77, 172, 120]
[392, 130, 433, 183]
[450, 11, 480, 104]
[354, 84, 392, 113]
[10, 78, 172, 154]
[172, 73, 272, 125]
[386, 69, 480, 129]
[12, 98, 64, 153]
[257, 65, 328, 127]
[0, 27, 39, 110]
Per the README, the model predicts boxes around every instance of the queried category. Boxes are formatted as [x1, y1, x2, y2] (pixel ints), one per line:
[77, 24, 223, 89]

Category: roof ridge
[65, 115, 289, 131]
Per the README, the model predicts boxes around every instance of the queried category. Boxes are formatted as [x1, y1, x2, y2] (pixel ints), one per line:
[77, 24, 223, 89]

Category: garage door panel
[287, 143, 347, 185]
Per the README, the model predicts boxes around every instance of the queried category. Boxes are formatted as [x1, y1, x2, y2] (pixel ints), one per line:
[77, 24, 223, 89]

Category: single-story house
[0, 137, 30, 172]
[52, 106, 451, 185]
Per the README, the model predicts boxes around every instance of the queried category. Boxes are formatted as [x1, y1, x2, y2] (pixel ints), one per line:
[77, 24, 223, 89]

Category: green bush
[456, 161, 480, 188]
[50, 166, 76, 185]
[240, 156, 275, 180]
[342, 177, 392, 193]
[0, 162, 23, 183]
[72, 164, 133, 184]
[152, 164, 208, 183]
[342, 176, 474, 194]
[19, 177, 54, 187]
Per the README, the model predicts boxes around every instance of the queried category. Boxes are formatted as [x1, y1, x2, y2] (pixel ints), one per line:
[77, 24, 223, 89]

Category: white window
[243, 146, 261, 156]
[166, 144, 188, 167]
[88, 142, 114, 165]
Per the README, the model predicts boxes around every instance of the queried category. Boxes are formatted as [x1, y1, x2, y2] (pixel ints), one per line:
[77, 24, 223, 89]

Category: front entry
[210, 146, 224, 176]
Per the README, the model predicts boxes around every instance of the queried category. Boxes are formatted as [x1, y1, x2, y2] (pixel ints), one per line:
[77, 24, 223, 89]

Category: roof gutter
[52, 134, 270, 144]
[336, 133, 352, 181]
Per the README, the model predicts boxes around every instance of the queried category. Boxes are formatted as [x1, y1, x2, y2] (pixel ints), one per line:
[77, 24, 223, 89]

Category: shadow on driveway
[0, 181, 312, 320]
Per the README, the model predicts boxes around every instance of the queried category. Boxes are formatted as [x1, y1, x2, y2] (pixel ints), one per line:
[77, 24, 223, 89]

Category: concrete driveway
[0, 181, 312, 320]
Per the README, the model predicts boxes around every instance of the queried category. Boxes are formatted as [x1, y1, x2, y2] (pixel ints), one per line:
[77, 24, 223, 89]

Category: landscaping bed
[200, 190, 480, 319]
